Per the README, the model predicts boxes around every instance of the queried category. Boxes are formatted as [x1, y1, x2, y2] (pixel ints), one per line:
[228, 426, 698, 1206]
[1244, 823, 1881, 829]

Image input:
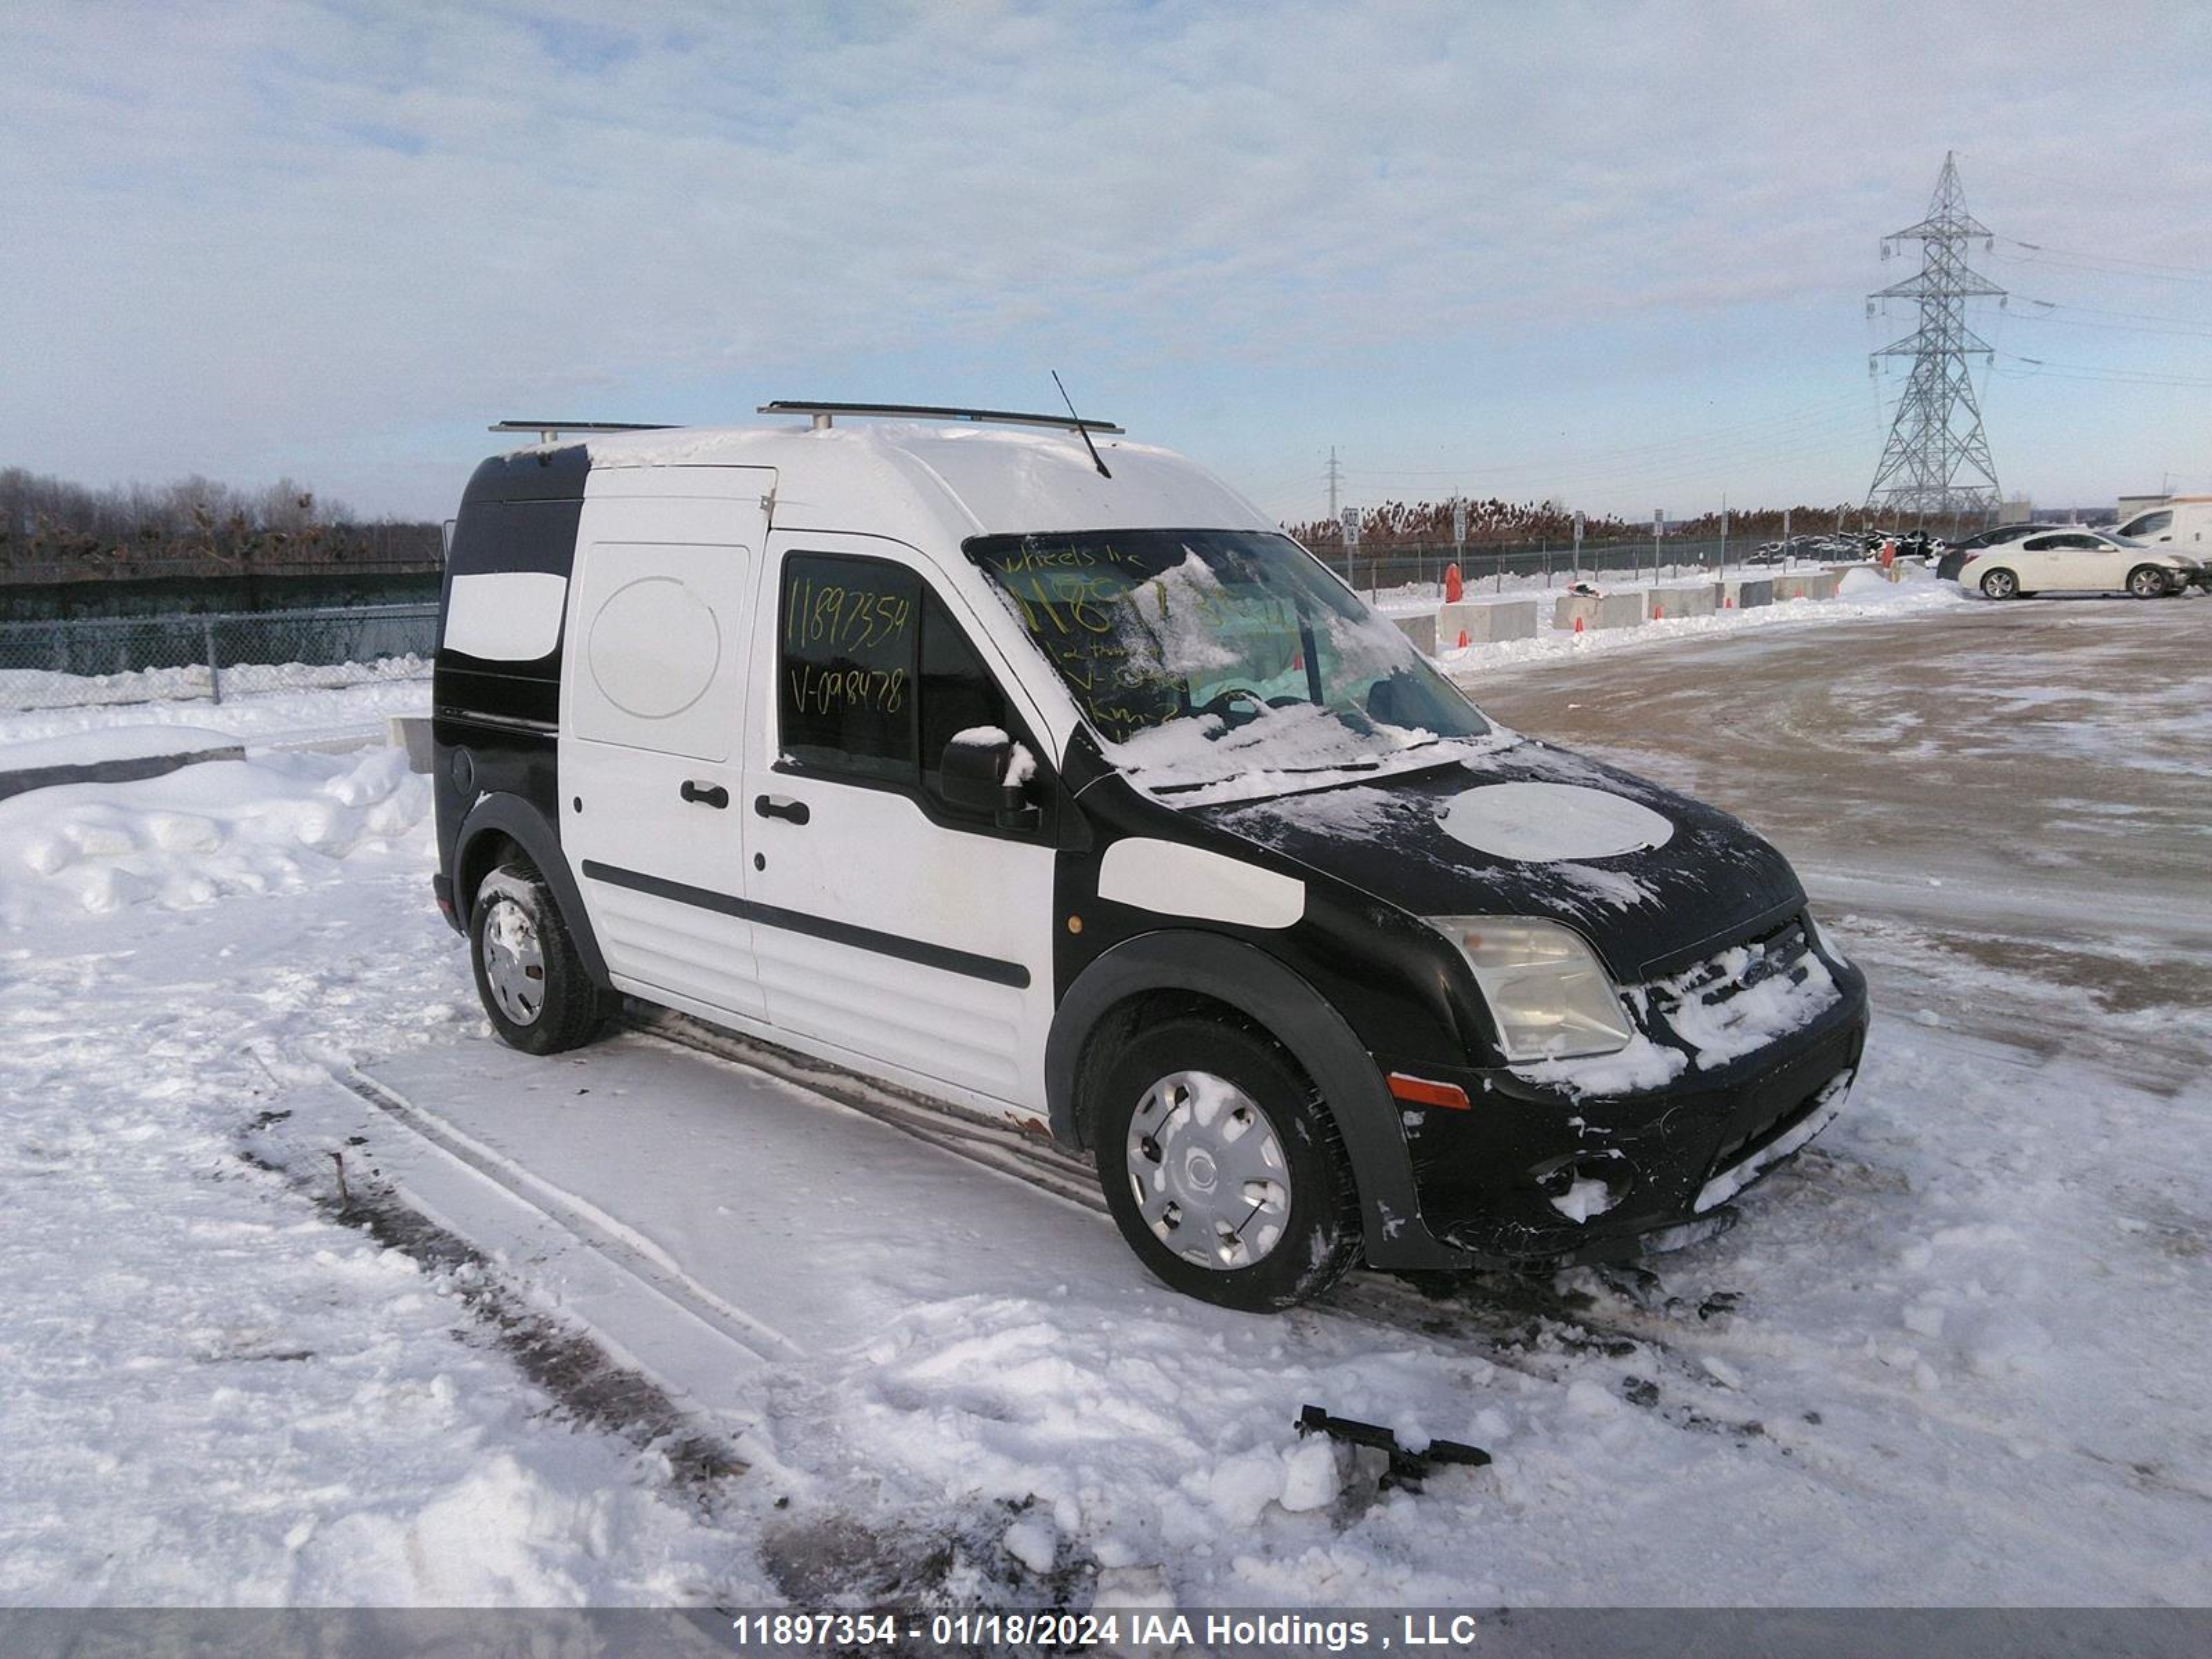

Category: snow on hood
[1102, 703, 1517, 807]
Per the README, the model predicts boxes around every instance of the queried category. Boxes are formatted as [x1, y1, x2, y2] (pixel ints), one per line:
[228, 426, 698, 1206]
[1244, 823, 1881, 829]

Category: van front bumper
[1379, 973, 1868, 1269]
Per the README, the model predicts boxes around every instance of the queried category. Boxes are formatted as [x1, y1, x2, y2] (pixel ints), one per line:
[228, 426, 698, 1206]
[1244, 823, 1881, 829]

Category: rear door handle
[679, 780, 729, 809]
[754, 794, 811, 825]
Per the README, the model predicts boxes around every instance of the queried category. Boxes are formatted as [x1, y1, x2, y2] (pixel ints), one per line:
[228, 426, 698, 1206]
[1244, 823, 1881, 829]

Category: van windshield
[964, 528, 1493, 794]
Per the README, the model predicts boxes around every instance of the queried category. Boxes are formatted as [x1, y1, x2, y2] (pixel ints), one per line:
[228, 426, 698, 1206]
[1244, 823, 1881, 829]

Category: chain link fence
[0, 604, 439, 712]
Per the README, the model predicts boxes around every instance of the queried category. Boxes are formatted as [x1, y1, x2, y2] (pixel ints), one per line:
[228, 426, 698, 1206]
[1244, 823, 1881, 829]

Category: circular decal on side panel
[587, 576, 722, 719]
[1438, 780, 1674, 862]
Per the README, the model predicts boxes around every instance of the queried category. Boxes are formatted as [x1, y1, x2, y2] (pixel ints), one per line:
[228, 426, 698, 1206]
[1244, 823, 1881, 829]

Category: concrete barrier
[388, 715, 435, 773]
[1438, 599, 1541, 644]
[1553, 592, 1647, 632]
[1765, 570, 1841, 601]
[1646, 583, 1718, 619]
[1391, 612, 1439, 655]
[1721, 577, 1774, 610]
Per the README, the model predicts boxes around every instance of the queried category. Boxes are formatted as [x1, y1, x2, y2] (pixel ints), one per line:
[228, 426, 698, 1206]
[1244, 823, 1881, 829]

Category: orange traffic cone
[1457, 628, 1470, 648]
[1573, 615, 1584, 633]
[1653, 603, 1664, 619]
[1444, 563, 1463, 603]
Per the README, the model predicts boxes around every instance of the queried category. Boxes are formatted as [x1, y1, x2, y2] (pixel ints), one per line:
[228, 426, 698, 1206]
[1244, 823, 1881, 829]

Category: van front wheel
[1096, 1017, 1361, 1312]
[469, 862, 606, 1056]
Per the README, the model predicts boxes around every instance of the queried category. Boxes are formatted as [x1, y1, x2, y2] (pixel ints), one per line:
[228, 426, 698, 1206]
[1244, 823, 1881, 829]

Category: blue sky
[5, 1, 2211, 525]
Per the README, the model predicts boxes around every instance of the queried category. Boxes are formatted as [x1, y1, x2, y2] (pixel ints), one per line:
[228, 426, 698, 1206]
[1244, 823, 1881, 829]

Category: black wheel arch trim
[1046, 929, 1466, 1271]
[452, 792, 612, 987]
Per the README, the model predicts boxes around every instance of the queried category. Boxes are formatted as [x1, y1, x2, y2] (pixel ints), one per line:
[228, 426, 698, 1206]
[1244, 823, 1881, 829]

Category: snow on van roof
[526, 420, 1275, 539]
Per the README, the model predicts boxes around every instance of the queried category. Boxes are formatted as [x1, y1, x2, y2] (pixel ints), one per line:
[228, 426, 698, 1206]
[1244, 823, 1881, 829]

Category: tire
[1979, 567, 2019, 600]
[469, 861, 607, 1056]
[1094, 1015, 1361, 1312]
[2127, 564, 2171, 599]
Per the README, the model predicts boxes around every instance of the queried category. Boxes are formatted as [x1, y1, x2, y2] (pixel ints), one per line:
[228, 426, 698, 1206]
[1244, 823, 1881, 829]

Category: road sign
[1654, 509, 1666, 537]
[1342, 507, 1360, 550]
[1451, 498, 1467, 548]
[1572, 511, 1584, 548]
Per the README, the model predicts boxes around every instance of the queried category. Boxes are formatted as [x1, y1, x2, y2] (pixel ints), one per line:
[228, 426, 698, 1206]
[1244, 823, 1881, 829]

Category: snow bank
[0, 653, 428, 717]
[0, 677, 429, 753]
[0, 745, 429, 925]
[1443, 567, 1965, 679]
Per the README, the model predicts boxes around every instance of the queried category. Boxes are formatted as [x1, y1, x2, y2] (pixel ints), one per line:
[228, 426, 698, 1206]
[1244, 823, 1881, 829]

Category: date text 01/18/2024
[726, 1611, 1483, 1651]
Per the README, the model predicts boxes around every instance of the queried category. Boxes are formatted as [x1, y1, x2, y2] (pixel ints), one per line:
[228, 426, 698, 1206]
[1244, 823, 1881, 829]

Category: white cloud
[3, 1, 2209, 518]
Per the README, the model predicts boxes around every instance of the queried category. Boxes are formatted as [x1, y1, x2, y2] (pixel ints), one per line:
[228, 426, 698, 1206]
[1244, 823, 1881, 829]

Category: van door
[740, 532, 1058, 1114]
[560, 469, 776, 1017]
[2119, 509, 2174, 546]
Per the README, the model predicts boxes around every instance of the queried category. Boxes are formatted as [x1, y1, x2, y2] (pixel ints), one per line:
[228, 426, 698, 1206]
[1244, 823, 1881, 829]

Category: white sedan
[1962, 530, 2199, 600]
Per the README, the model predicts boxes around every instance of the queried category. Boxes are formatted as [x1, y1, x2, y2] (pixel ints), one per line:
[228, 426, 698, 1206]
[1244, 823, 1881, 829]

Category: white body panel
[444, 571, 568, 661]
[740, 529, 1058, 1115]
[560, 474, 776, 1018]
[2116, 499, 2212, 548]
[1097, 838, 1304, 929]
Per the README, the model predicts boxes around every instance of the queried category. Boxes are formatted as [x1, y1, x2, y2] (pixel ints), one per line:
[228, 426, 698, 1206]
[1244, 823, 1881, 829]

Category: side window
[778, 552, 1023, 817]
[780, 554, 919, 782]
[2126, 512, 2173, 538]
[918, 590, 1013, 809]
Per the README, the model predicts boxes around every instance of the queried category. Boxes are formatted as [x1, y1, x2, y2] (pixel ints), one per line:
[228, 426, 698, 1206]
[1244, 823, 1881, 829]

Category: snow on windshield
[965, 528, 1494, 800]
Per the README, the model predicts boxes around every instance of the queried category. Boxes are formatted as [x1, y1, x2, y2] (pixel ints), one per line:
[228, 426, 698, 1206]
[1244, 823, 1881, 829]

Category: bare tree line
[1, 467, 442, 581]
[1286, 497, 1870, 550]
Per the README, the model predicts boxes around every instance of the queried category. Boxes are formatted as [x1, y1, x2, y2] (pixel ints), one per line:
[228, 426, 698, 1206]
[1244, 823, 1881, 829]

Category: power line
[2015, 294, 2212, 328]
[2005, 309, 2212, 342]
[1992, 351, 2212, 388]
[1987, 237, 2212, 285]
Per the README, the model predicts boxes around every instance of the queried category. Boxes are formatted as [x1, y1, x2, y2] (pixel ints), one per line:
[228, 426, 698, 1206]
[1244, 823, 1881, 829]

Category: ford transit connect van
[431, 404, 1868, 1311]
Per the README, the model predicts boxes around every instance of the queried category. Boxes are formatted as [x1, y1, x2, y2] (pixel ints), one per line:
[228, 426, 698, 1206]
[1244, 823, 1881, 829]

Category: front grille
[1649, 916, 1815, 1016]
[1707, 1069, 1844, 1178]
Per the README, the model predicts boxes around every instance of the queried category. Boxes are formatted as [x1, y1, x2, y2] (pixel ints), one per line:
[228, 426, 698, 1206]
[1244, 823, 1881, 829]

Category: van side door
[740, 532, 1058, 1116]
[560, 467, 776, 1018]
[2119, 509, 2174, 546]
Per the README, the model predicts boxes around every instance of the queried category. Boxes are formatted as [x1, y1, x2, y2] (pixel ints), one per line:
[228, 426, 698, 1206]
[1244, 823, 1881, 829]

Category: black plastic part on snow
[1297, 1404, 1492, 1490]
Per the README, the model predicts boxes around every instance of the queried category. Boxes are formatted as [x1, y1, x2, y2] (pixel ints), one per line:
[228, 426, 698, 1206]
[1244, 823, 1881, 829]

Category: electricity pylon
[1864, 152, 2004, 527]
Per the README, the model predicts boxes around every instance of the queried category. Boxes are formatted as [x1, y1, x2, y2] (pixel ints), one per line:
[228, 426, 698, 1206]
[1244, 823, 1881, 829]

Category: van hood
[1195, 739, 1806, 984]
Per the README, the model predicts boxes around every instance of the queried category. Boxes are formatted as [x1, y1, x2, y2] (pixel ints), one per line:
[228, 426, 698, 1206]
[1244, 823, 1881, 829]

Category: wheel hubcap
[1125, 1070, 1291, 1270]
[481, 897, 545, 1025]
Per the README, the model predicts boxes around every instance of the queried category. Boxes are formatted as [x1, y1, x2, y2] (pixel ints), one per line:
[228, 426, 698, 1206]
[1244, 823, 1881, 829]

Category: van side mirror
[939, 731, 1040, 832]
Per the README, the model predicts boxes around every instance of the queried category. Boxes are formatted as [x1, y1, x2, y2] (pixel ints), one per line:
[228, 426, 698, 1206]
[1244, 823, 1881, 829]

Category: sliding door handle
[753, 794, 810, 825]
[679, 780, 729, 809]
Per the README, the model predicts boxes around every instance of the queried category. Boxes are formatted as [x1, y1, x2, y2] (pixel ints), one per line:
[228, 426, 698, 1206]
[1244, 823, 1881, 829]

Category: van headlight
[1429, 916, 1635, 1062]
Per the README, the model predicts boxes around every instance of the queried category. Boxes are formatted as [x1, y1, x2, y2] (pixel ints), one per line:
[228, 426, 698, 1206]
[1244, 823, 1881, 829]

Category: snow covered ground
[1, 601, 2206, 1612]
[0, 663, 429, 753]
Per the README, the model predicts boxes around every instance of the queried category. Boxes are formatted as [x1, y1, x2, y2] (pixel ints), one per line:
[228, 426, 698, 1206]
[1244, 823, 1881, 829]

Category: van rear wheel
[470, 861, 606, 1056]
[1095, 1016, 1360, 1312]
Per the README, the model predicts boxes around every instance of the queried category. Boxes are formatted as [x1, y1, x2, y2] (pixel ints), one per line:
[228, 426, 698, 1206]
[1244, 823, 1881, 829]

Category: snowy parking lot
[1, 594, 2207, 1613]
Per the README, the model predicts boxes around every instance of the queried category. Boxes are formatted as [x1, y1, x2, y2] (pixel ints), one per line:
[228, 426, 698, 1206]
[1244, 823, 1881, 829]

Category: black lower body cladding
[1390, 961, 1869, 1266]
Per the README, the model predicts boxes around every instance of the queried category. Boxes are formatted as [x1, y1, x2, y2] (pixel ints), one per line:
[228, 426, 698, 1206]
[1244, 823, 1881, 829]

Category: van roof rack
[758, 400, 1124, 435]
[491, 420, 674, 442]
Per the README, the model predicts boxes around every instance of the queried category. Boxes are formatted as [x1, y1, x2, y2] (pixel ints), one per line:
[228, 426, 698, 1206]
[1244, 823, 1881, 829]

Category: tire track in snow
[330, 1062, 810, 1367]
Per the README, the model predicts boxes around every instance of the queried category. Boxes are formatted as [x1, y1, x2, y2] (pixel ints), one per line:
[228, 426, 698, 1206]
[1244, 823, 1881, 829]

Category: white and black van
[431, 403, 1868, 1311]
